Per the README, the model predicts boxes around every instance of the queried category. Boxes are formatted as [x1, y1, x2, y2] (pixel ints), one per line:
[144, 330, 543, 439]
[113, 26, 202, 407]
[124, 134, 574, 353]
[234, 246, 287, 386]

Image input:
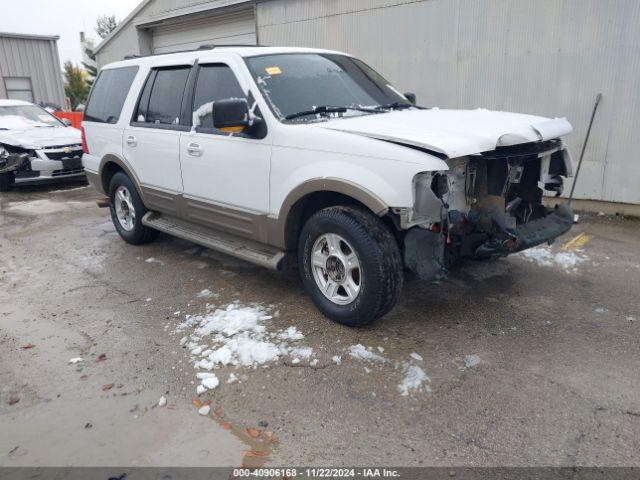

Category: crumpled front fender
[0, 152, 29, 174]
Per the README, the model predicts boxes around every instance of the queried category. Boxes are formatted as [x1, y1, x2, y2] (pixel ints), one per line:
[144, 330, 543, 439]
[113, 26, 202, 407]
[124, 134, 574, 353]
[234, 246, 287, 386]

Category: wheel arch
[99, 154, 146, 204]
[277, 179, 391, 251]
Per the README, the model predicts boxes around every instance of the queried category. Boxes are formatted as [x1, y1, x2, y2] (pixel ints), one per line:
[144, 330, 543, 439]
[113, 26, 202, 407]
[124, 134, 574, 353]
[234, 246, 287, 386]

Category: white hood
[0, 116, 81, 149]
[316, 108, 572, 158]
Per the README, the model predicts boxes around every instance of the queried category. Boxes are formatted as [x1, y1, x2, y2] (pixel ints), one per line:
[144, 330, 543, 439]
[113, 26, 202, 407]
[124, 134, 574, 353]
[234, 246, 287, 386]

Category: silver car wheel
[114, 185, 136, 231]
[311, 233, 362, 305]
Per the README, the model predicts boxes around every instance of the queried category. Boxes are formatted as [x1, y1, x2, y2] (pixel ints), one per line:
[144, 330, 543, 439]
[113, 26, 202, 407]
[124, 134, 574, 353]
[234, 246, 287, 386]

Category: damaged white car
[0, 99, 84, 191]
[83, 47, 573, 326]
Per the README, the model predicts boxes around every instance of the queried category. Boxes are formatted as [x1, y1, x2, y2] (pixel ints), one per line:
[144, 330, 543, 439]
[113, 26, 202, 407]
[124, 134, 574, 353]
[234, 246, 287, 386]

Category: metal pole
[569, 93, 602, 206]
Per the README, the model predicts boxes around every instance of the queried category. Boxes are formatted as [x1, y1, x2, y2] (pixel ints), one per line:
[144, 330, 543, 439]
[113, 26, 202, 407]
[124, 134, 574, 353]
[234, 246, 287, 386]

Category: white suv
[82, 46, 574, 326]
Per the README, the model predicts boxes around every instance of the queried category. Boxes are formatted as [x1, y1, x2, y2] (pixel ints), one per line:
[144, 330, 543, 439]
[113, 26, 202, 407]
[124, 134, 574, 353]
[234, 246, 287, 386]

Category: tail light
[81, 126, 89, 154]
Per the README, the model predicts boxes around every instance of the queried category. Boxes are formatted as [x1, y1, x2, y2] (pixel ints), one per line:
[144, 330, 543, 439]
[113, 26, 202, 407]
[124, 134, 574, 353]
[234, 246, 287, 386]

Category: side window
[84, 66, 138, 124]
[192, 64, 245, 129]
[136, 67, 190, 126]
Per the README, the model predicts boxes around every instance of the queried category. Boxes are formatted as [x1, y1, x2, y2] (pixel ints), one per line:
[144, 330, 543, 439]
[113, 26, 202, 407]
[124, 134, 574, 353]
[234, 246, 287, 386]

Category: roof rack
[122, 43, 264, 60]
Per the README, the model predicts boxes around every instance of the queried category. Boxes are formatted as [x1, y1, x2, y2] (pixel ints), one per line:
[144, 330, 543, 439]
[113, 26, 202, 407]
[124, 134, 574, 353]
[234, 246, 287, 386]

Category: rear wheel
[0, 172, 15, 192]
[108, 172, 159, 245]
[298, 206, 403, 327]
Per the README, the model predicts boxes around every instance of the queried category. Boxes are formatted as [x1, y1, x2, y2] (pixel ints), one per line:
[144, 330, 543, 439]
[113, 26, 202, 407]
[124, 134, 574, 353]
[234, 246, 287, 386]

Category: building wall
[0, 34, 66, 107]
[95, 0, 253, 67]
[257, 0, 640, 205]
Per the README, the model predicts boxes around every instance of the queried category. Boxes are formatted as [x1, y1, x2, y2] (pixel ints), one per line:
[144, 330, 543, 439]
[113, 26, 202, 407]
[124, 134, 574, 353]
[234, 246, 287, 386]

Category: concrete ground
[0, 182, 638, 467]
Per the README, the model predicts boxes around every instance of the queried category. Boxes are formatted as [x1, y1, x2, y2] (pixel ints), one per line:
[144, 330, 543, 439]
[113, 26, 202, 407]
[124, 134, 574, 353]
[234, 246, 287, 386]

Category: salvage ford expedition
[82, 46, 574, 326]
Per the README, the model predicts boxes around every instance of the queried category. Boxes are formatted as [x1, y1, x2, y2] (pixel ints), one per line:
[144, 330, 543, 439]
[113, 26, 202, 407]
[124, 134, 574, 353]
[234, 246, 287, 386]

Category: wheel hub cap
[311, 233, 361, 305]
[114, 186, 136, 232]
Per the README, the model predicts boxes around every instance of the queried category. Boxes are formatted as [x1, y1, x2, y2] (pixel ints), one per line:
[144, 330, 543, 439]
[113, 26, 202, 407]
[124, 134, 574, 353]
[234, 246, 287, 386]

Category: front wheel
[298, 206, 403, 327]
[108, 172, 159, 245]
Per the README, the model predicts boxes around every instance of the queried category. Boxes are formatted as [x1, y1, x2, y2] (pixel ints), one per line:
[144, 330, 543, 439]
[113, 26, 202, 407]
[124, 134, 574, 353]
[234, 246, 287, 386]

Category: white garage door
[152, 9, 256, 54]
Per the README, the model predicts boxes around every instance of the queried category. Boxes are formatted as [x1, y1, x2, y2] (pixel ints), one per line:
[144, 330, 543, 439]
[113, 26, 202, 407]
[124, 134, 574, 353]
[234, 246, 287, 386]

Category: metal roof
[0, 31, 60, 41]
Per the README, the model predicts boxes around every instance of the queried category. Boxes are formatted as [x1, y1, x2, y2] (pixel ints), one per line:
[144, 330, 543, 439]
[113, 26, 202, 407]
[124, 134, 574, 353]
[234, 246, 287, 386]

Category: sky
[0, 0, 141, 65]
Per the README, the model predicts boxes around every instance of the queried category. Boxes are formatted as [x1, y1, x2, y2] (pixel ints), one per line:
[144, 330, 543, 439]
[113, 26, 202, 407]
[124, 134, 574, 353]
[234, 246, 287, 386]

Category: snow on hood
[0, 115, 81, 148]
[316, 108, 572, 158]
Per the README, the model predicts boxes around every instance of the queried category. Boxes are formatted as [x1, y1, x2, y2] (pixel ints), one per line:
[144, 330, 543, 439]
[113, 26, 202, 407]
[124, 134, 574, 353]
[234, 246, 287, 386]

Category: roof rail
[122, 44, 263, 61]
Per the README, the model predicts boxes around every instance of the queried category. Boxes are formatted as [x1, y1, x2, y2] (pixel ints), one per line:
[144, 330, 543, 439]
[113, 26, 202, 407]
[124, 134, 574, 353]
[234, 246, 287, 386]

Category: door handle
[126, 135, 137, 147]
[187, 142, 203, 157]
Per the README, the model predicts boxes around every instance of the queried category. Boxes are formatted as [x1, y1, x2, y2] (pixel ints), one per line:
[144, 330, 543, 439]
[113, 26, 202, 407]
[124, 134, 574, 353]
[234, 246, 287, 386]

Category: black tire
[0, 172, 15, 192]
[298, 206, 403, 327]
[108, 172, 159, 245]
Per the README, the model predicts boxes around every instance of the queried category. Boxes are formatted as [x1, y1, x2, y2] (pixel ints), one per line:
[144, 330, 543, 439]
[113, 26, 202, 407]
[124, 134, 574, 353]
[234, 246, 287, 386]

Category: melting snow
[277, 326, 304, 340]
[68, 357, 83, 364]
[176, 301, 311, 395]
[158, 396, 167, 407]
[197, 288, 215, 298]
[398, 364, 431, 396]
[518, 246, 586, 271]
[347, 344, 386, 363]
[409, 352, 423, 362]
[145, 257, 164, 266]
[463, 354, 481, 369]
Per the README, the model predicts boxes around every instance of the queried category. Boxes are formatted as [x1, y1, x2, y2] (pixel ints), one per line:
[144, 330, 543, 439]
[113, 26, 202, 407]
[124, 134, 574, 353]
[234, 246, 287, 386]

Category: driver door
[179, 60, 271, 239]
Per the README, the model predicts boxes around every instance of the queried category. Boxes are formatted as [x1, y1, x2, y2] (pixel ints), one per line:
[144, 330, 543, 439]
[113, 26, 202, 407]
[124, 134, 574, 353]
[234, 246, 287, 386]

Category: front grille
[43, 149, 83, 161]
[52, 167, 85, 177]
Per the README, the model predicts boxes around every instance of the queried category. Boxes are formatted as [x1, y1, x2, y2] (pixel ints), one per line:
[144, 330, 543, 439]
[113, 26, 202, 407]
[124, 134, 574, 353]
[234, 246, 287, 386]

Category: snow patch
[175, 302, 311, 396]
[347, 344, 386, 363]
[197, 288, 215, 298]
[277, 326, 304, 340]
[398, 364, 431, 396]
[145, 257, 164, 266]
[463, 354, 481, 369]
[68, 357, 83, 364]
[518, 246, 586, 271]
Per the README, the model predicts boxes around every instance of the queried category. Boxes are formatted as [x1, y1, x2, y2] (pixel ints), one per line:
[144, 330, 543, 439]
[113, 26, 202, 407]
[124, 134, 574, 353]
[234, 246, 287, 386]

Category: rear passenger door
[123, 65, 191, 214]
[179, 61, 271, 236]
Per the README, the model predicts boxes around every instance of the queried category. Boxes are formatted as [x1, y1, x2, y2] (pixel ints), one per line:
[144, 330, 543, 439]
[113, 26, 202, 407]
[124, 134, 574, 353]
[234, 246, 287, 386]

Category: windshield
[0, 104, 63, 129]
[246, 53, 410, 122]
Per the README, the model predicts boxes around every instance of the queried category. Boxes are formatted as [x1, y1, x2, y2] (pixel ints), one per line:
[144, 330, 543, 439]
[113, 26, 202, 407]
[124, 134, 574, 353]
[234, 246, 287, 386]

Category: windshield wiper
[285, 105, 383, 121]
[285, 106, 348, 120]
[374, 101, 418, 111]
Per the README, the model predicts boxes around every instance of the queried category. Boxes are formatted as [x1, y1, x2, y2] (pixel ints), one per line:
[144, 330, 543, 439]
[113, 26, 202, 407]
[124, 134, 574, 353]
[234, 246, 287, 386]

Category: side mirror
[213, 98, 253, 132]
[61, 118, 73, 127]
[404, 92, 416, 105]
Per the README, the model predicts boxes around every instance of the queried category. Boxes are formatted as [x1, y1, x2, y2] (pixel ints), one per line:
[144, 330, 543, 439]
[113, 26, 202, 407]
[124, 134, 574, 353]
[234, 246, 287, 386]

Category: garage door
[152, 9, 256, 54]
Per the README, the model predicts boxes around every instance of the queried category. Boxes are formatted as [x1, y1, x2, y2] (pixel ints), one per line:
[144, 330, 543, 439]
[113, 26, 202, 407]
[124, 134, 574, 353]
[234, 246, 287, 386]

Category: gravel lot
[1, 182, 639, 467]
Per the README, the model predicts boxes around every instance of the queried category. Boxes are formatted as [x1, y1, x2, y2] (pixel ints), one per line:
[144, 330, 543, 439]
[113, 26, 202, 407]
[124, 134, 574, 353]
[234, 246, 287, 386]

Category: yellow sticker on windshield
[265, 66, 282, 75]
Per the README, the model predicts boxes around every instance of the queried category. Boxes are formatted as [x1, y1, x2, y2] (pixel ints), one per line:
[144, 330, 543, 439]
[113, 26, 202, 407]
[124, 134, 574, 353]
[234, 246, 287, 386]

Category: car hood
[315, 108, 572, 158]
[0, 124, 81, 149]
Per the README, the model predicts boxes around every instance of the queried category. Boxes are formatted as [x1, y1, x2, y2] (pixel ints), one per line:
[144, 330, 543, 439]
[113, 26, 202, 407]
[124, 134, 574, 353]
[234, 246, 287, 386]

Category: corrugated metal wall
[0, 35, 66, 107]
[257, 0, 640, 205]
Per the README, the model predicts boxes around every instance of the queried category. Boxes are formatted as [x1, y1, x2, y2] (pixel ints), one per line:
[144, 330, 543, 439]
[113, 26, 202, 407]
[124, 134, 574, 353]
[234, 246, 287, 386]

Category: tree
[95, 14, 118, 39]
[83, 47, 98, 88]
[64, 61, 89, 110]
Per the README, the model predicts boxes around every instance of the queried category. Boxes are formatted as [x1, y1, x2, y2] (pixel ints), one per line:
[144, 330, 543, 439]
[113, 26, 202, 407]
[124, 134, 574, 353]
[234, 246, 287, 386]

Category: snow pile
[347, 344, 387, 363]
[398, 364, 431, 396]
[397, 353, 431, 396]
[176, 301, 313, 395]
[518, 246, 586, 271]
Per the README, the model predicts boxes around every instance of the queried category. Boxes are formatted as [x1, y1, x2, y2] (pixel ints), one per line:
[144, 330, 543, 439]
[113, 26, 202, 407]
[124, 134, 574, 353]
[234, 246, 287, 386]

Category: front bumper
[14, 146, 85, 183]
[403, 203, 573, 280]
[474, 203, 573, 257]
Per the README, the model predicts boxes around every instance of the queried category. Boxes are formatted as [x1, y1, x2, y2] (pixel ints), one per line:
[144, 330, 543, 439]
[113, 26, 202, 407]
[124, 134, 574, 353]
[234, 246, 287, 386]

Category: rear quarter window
[84, 66, 139, 124]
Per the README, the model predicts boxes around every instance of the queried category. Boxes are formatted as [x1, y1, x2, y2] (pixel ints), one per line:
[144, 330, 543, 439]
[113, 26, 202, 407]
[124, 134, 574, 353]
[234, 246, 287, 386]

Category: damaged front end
[0, 144, 30, 174]
[400, 139, 574, 280]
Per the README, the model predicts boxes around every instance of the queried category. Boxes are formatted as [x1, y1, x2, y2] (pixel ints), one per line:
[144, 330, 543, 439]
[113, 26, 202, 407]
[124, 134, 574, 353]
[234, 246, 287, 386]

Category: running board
[142, 212, 286, 270]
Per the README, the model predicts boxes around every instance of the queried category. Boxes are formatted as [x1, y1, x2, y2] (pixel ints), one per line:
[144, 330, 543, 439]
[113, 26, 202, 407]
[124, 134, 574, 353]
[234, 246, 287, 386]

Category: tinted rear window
[145, 67, 190, 125]
[84, 66, 138, 124]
